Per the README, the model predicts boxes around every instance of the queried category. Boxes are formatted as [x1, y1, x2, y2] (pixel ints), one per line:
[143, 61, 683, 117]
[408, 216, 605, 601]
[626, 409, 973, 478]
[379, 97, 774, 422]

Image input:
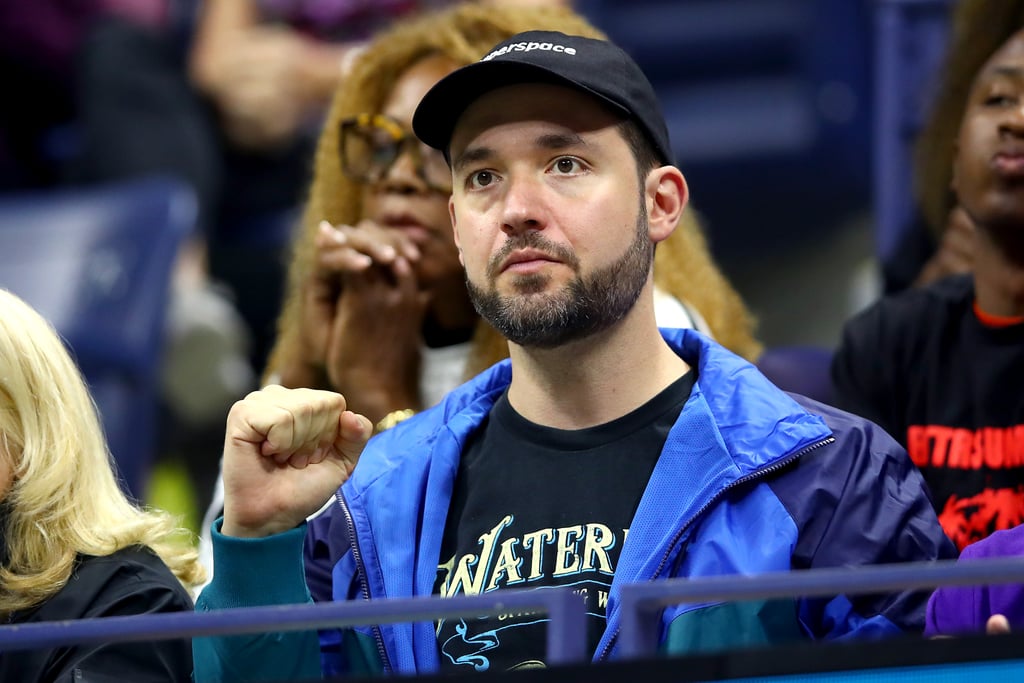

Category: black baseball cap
[412, 30, 675, 166]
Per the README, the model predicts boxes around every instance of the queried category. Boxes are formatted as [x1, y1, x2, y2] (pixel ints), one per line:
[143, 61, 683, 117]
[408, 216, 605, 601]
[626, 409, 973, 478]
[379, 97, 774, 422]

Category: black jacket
[0, 545, 193, 682]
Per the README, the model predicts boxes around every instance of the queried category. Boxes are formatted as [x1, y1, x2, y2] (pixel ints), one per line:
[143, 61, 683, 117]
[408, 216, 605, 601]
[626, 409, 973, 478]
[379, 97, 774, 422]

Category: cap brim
[412, 60, 630, 155]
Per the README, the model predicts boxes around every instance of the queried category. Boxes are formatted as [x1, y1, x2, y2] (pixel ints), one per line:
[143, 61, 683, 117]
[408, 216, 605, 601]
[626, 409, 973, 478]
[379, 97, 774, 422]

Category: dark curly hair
[914, 0, 1024, 238]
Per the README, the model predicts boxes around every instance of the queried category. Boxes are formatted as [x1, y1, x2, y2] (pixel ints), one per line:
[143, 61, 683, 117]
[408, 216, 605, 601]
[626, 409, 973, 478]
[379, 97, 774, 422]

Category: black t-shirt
[832, 274, 1024, 550]
[433, 371, 695, 673]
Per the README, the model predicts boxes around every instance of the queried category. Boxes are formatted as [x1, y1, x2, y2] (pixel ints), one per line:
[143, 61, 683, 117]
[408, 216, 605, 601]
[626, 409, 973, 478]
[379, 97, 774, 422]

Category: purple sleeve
[925, 579, 982, 636]
[925, 526, 1024, 636]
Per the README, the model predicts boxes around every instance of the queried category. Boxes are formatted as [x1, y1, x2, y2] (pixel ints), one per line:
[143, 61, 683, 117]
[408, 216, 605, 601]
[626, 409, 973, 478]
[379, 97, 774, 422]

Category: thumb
[335, 409, 373, 457]
[307, 410, 372, 470]
[987, 614, 1011, 635]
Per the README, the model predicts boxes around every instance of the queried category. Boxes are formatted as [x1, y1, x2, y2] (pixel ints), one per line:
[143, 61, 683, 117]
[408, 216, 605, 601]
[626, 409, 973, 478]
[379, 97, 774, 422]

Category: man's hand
[914, 206, 975, 288]
[221, 385, 372, 538]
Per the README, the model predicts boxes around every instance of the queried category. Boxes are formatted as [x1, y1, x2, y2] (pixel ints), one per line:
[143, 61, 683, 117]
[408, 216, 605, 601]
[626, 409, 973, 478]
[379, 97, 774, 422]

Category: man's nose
[500, 174, 546, 235]
[999, 104, 1024, 137]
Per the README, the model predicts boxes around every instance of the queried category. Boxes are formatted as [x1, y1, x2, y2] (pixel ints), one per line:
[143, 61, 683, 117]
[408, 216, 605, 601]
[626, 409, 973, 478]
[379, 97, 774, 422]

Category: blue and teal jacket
[194, 329, 956, 682]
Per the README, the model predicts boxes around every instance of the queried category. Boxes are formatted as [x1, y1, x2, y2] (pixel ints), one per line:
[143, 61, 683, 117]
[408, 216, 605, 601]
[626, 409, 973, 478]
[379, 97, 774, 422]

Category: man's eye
[553, 157, 582, 174]
[469, 170, 495, 189]
[984, 93, 1017, 107]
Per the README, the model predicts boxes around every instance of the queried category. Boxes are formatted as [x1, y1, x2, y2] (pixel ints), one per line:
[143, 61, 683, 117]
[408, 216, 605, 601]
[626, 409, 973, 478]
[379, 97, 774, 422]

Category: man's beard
[466, 203, 653, 349]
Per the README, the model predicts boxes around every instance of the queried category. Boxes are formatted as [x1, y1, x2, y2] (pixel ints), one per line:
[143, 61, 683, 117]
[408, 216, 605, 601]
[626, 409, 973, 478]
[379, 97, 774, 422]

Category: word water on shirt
[435, 516, 626, 672]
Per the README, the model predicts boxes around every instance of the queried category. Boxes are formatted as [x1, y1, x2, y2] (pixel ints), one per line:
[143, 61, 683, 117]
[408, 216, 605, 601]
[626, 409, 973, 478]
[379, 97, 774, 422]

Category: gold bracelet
[374, 409, 416, 434]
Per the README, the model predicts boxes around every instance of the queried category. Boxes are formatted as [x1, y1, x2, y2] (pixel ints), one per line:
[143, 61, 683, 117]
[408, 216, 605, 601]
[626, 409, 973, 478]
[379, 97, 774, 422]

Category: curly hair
[0, 291, 205, 617]
[913, 0, 1024, 238]
[268, 2, 761, 386]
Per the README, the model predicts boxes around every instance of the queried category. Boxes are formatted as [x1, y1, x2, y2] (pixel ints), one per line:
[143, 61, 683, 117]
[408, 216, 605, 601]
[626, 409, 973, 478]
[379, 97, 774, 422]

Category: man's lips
[993, 152, 1024, 177]
[499, 249, 562, 274]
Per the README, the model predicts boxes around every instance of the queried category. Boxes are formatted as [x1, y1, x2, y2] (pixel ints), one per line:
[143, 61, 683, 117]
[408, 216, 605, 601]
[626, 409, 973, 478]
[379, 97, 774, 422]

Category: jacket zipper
[337, 492, 393, 674]
[595, 436, 835, 661]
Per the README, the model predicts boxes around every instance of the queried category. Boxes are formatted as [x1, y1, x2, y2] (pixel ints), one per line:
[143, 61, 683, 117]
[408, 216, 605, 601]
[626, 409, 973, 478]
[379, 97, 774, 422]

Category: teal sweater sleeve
[193, 519, 322, 682]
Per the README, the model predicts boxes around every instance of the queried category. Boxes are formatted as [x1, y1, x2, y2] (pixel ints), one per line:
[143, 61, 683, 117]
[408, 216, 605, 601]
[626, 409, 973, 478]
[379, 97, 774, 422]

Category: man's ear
[449, 196, 464, 267]
[645, 166, 688, 243]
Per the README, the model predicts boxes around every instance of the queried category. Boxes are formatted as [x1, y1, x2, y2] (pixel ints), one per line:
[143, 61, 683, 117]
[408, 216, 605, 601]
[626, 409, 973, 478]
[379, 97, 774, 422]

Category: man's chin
[503, 272, 556, 296]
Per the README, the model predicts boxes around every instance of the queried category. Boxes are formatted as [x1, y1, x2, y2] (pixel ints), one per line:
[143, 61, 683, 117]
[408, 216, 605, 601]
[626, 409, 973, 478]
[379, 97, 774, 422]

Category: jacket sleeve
[193, 519, 322, 683]
[924, 570, 985, 636]
[304, 503, 340, 604]
[925, 526, 1024, 636]
[925, 531, 991, 637]
[771, 400, 958, 638]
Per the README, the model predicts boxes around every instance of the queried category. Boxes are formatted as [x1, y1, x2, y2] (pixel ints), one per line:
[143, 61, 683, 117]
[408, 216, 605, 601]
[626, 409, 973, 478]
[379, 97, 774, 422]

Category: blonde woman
[0, 290, 205, 682]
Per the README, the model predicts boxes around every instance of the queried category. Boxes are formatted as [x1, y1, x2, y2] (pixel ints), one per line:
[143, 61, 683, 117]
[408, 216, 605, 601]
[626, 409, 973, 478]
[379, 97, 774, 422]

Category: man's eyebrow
[451, 132, 591, 174]
[452, 146, 493, 175]
[536, 132, 587, 150]
[983, 65, 1024, 80]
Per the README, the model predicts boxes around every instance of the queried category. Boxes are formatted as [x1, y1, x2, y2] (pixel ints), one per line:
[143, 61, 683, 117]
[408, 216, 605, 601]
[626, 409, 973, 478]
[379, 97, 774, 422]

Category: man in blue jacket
[195, 30, 956, 681]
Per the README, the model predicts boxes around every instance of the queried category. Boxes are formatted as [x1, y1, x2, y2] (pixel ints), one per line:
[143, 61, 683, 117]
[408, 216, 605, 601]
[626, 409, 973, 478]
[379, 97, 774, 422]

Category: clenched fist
[221, 385, 372, 538]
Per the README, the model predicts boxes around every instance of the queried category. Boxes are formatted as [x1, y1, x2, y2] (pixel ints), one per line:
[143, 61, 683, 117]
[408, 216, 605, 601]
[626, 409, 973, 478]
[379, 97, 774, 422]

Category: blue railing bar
[0, 586, 587, 664]
[619, 556, 1024, 658]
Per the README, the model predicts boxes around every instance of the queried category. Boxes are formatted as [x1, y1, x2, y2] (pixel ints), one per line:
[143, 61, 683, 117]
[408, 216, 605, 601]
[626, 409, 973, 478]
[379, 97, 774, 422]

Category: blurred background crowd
[0, 0, 954, 534]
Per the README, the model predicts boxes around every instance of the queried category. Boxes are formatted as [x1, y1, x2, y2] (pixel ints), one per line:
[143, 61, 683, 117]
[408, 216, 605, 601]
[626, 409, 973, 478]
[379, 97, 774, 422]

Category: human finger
[254, 387, 347, 459]
[347, 219, 421, 263]
[335, 410, 373, 456]
[987, 614, 1011, 635]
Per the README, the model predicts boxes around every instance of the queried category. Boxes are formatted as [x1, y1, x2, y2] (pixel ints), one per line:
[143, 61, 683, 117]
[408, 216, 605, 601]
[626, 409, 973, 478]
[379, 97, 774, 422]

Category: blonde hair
[0, 290, 205, 617]
[268, 2, 760, 385]
[914, 0, 1024, 238]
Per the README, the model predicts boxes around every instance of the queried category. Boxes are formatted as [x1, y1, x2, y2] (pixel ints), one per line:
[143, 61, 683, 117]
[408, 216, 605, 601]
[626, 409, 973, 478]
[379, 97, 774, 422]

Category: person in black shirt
[833, 26, 1024, 551]
[0, 289, 205, 682]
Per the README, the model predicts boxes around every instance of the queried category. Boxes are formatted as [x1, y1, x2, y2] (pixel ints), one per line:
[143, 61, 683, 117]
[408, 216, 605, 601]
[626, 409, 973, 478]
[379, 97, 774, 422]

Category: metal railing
[4, 556, 1024, 667]
[0, 586, 587, 665]
[618, 556, 1024, 657]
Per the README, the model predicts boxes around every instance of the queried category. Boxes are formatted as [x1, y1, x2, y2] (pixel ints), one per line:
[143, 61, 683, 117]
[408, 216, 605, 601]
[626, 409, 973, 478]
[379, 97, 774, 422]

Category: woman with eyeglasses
[268, 4, 619, 425]
[199, 3, 764, 576]
[270, 2, 763, 416]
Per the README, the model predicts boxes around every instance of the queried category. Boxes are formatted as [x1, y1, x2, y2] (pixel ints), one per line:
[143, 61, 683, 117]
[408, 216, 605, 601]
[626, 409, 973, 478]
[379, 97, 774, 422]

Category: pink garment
[256, 0, 452, 40]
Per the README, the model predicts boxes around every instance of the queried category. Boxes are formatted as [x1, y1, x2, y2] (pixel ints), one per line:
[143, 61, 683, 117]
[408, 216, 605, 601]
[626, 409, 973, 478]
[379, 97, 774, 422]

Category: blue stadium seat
[578, 0, 875, 257]
[756, 345, 834, 404]
[872, 0, 955, 266]
[0, 177, 197, 498]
